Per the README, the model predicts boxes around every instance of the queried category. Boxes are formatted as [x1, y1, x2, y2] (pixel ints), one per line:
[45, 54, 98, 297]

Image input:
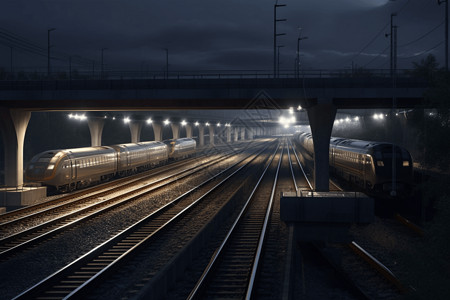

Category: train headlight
[47, 164, 55, 170]
[403, 161, 410, 167]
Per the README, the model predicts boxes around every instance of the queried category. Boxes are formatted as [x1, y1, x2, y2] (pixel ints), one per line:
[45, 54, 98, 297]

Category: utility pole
[438, 0, 448, 71]
[296, 28, 308, 78]
[277, 45, 284, 77]
[386, 13, 398, 197]
[10, 46, 13, 76]
[69, 56, 72, 80]
[164, 48, 169, 79]
[274, 1, 286, 78]
[101, 47, 107, 78]
[47, 28, 55, 77]
[386, 14, 396, 79]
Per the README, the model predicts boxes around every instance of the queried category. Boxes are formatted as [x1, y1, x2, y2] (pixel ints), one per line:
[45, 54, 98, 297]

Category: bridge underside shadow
[0, 77, 428, 205]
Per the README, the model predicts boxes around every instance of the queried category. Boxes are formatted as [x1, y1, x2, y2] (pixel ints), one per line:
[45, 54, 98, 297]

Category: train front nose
[26, 163, 53, 181]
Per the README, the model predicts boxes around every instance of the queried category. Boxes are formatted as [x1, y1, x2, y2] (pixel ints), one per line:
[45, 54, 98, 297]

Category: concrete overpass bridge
[0, 72, 429, 206]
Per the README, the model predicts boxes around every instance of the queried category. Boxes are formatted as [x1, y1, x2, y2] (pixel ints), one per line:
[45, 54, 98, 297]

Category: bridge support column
[198, 125, 205, 147]
[128, 121, 143, 143]
[307, 99, 337, 192]
[246, 128, 253, 140]
[226, 127, 231, 143]
[152, 123, 163, 141]
[0, 109, 46, 207]
[208, 125, 215, 146]
[171, 123, 180, 140]
[185, 124, 193, 138]
[234, 127, 239, 142]
[87, 118, 105, 147]
[240, 127, 246, 140]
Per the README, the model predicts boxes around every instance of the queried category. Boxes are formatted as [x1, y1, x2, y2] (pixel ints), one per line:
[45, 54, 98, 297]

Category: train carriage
[293, 132, 414, 195]
[25, 138, 195, 193]
[111, 141, 168, 176]
[164, 138, 197, 160]
[26, 147, 117, 192]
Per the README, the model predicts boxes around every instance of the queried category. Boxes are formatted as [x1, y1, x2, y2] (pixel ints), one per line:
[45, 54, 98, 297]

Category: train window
[403, 161, 410, 167]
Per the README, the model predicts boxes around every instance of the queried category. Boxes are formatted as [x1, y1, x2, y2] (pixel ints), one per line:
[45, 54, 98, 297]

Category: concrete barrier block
[0, 186, 47, 208]
[281, 191, 374, 224]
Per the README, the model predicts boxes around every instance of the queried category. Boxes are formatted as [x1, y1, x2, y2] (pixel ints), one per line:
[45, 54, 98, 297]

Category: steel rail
[11, 141, 275, 300]
[188, 142, 281, 299]
[0, 142, 240, 223]
[245, 142, 283, 298]
[0, 152, 204, 224]
[395, 214, 424, 236]
[288, 138, 313, 190]
[349, 241, 409, 294]
[286, 140, 299, 192]
[0, 142, 249, 229]
[0, 145, 251, 259]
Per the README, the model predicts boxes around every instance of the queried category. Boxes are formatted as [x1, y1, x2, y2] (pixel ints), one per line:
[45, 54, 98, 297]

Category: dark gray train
[293, 132, 414, 194]
[25, 138, 196, 193]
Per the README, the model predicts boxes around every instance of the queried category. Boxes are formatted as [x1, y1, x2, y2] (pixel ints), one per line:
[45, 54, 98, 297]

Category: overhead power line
[362, 45, 390, 68]
[399, 20, 444, 48]
[0, 27, 97, 69]
[398, 40, 444, 59]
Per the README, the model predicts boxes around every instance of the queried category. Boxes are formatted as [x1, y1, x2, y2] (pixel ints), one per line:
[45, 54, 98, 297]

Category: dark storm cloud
[0, 0, 445, 72]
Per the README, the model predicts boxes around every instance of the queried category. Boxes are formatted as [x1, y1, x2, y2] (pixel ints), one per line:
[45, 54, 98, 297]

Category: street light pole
[296, 28, 308, 78]
[277, 45, 284, 77]
[101, 47, 107, 78]
[274, 1, 286, 78]
[164, 48, 169, 79]
[47, 28, 55, 77]
[385, 14, 396, 79]
[10, 46, 13, 76]
[439, 0, 448, 71]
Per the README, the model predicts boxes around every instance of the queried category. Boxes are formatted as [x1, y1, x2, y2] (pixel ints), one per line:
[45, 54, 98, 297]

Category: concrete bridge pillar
[307, 98, 337, 192]
[171, 123, 180, 140]
[208, 125, 215, 146]
[128, 120, 143, 143]
[87, 118, 105, 147]
[234, 127, 239, 142]
[240, 127, 246, 140]
[152, 123, 163, 141]
[247, 128, 254, 140]
[226, 127, 232, 143]
[198, 125, 205, 147]
[0, 109, 30, 187]
[0, 109, 47, 207]
[185, 124, 193, 138]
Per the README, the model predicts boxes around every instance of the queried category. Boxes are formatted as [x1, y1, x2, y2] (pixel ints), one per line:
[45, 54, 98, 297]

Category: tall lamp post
[164, 48, 169, 79]
[274, 1, 287, 78]
[386, 13, 398, 197]
[296, 28, 308, 78]
[277, 45, 284, 77]
[47, 28, 55, 77]
[101, 47, 108, 78]
[438, 0, 449, 71]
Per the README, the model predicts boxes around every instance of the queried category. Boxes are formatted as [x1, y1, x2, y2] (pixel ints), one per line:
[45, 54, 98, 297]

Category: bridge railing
[0, 69, 431, 91]
[0, 68, 417, 81]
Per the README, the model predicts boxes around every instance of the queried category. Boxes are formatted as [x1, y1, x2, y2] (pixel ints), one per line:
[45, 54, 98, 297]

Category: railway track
[11, 140, 277, 299]
[188, 141, 282, 299]
[0, 142, 265, 259]
[0, 142, 246, 224]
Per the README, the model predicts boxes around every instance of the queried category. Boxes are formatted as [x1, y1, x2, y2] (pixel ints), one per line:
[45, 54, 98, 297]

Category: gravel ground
[0, 151, 244, 300]
[349, 192, 450, 299]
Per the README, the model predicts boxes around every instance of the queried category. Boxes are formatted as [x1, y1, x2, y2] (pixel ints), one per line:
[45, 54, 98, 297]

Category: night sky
[0, 0, 445, 74]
